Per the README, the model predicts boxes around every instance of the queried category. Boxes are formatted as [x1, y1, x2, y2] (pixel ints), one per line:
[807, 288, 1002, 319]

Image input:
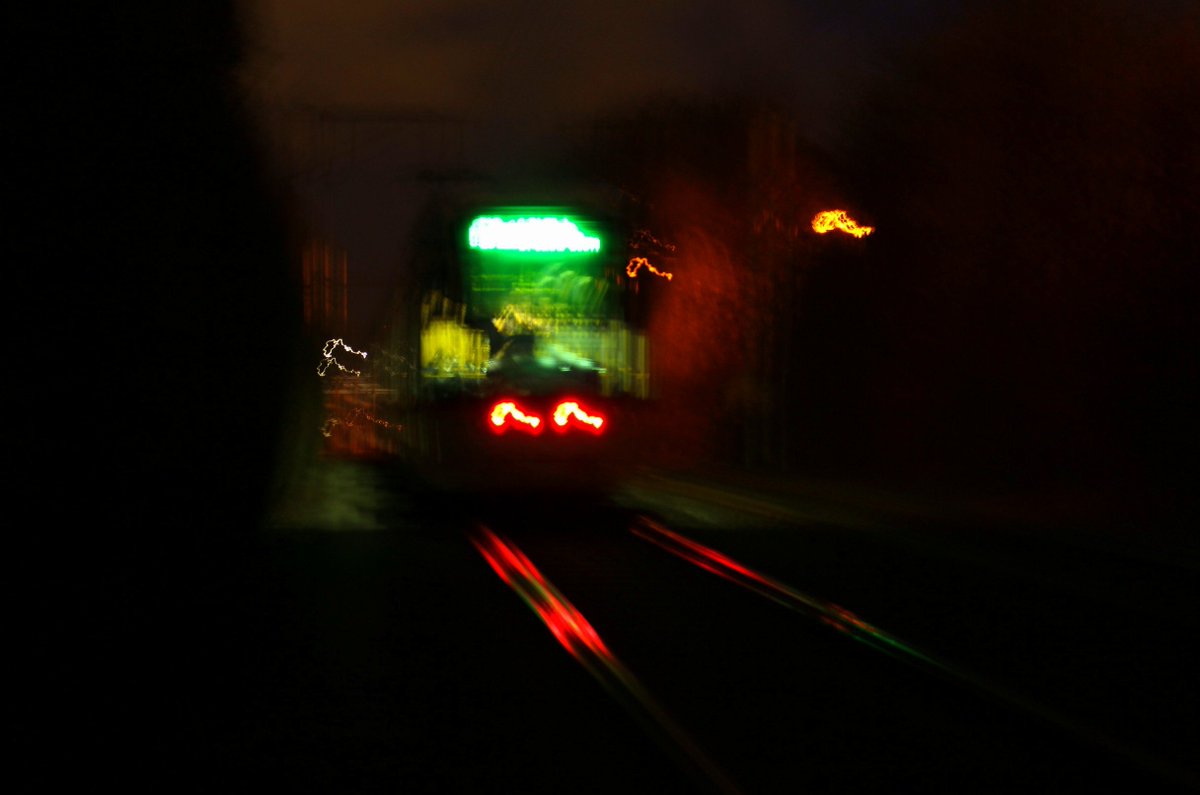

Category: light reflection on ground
[268, 456, 396, 531]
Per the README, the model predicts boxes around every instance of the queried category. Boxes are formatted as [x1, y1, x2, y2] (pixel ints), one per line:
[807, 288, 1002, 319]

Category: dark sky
[238, 0, 959, 339]
[237, 0, 1196, 348]
[243, 0, 953, 147]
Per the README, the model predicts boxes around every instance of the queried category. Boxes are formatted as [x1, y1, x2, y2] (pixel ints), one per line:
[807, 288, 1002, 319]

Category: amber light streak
[811, 210, 874, 238]
[626, 257, 673, 281]
[469, 526, 741, 795]
[321, 408, 399, 438]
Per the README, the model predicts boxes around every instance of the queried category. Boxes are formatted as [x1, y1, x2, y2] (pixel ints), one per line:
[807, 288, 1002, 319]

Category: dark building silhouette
[25, 3, 306, 786]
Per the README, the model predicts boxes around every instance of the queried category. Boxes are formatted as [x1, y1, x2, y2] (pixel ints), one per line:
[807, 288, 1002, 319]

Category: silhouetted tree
[25, 3, 309, 785]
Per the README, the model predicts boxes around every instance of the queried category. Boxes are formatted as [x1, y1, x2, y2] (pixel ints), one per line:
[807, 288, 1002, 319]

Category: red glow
[632, 517, 836, 617]
[470, 525, 746, 794]
[489, 400, 543, 433]
[471, 527, 613, 660]
[552, 400, 606, 433]
[631, 517, 940, 666]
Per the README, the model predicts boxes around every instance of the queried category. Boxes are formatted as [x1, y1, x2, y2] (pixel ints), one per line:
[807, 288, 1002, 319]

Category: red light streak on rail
[552, 401, 605, 432]
[469, 527, 742, 794]
[472, 527, 610, 659]
[631, 516, 934, 665]
[627, 517, 1195, 787]
[626, 256, 674, 281]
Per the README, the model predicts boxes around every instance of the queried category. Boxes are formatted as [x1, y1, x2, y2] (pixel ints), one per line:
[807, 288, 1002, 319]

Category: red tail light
[486, 399, 607, 435]
[552, 400, 606, 434]
[488, 401, 543, 434]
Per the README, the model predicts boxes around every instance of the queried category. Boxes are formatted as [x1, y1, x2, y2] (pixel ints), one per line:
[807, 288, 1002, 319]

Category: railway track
[466, 508, 1199, 793]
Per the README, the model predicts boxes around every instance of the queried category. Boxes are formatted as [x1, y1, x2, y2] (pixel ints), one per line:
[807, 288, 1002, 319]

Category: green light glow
[468, 216, 601, 253]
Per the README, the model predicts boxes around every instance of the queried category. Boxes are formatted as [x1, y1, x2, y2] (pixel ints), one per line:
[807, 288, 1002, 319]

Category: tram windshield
[420, 208, 649, 400]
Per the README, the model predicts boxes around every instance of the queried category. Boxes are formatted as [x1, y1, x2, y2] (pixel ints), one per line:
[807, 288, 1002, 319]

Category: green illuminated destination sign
[468, 215, 601, 253]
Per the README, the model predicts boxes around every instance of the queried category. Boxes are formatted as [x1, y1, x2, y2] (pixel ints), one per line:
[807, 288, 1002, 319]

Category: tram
[400, 191, 659, 497]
